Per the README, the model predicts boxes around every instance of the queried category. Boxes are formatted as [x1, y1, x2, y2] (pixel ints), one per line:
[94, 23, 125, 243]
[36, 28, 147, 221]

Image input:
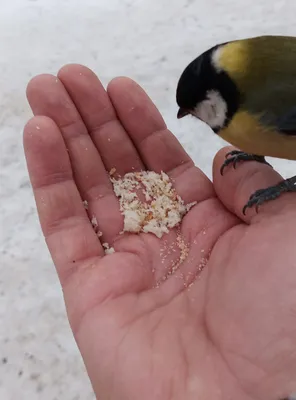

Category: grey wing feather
[245, 82, 296, 136]
[276, 106, 296, 134]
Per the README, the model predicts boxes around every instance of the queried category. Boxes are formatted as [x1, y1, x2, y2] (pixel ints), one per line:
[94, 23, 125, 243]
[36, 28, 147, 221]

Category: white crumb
[199, 257, 208, 271]
[186, 201, 197, 211]
[102, 242, 115, 255]
[110, 170, 195, 238]
[83, 200, 89, 210]
[91, 216, 98, 228]
[105, 247, 115, 254]
[91, 216, 104, 238]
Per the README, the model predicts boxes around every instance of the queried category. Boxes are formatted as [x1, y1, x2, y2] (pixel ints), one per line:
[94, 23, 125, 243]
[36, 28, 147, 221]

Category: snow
[0, 0, 295, 398]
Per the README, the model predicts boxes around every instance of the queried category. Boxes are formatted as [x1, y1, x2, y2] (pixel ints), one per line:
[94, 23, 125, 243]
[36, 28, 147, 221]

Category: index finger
[23, 116, 103, 285]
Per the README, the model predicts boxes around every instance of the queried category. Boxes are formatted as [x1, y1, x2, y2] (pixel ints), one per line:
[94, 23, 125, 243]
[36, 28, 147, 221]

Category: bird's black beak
[177, 108, 189, 119]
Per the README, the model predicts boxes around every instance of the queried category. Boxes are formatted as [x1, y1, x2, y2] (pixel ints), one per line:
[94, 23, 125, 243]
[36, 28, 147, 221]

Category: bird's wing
[244, 81, 296, 135]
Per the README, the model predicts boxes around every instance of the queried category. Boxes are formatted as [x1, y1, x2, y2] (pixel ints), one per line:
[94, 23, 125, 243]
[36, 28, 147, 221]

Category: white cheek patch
[192, 90, 227, 130]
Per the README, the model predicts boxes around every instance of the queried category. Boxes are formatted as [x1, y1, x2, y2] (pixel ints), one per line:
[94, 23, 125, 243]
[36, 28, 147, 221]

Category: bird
[176, 35, 296, 214]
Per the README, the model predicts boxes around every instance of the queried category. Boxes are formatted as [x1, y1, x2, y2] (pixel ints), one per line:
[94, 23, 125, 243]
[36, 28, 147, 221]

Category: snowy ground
[0, 0, 295, 398]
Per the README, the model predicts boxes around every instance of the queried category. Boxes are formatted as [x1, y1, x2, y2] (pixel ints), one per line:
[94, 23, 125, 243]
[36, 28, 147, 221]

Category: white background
[0, 0, 295, 398]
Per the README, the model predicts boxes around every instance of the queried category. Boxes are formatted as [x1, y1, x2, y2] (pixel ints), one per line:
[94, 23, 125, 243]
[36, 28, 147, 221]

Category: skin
[23, 64, 296, 400]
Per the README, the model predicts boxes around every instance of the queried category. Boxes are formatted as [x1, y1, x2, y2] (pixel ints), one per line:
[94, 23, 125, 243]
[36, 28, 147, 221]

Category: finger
[23, 116, 103, 284]
[108, 77, 215, 204]
[213, 146, 295, 223]
[26, 74, 121, 243]
[57, 64, 144, 176]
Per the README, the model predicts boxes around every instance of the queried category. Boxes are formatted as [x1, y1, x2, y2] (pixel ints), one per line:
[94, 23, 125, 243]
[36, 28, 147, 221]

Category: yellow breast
[219, 111, 296, 160]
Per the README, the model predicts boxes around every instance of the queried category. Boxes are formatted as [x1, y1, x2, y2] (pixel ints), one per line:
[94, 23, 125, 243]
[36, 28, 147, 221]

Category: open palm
[24, 65, 296, 400]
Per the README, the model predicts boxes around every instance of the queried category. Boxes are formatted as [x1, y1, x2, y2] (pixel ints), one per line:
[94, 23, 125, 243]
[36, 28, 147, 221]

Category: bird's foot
[220, 150, 271, 175]
[243, 176, 296, 215]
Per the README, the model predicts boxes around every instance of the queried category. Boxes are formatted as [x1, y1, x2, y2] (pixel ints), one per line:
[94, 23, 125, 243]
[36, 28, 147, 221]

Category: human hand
[24, 65, 296, 400]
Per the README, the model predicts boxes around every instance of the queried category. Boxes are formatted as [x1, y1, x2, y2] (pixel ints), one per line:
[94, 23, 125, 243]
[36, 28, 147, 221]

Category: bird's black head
[176, 44, 240, 133]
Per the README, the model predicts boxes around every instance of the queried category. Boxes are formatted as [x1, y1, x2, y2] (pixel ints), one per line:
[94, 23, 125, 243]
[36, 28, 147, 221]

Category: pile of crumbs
[110, 170, 196, 238]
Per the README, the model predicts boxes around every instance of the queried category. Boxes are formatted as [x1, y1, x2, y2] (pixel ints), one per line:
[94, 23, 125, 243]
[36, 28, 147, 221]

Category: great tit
[176, 35, 296, 214]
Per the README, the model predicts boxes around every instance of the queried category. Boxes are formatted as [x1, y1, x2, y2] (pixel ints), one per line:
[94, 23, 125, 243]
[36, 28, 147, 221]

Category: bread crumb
[109, 167, 116, 176]
[91, 216, 102, 237]
[102, 242, 115, 255]
[91, 216, 98, 228]
[110, 171, 195, 238]
[106, 247, 115, 254]
[83, 200, 89, 210]
[185, 201, 197, 211]
[198, 257, 208, 271]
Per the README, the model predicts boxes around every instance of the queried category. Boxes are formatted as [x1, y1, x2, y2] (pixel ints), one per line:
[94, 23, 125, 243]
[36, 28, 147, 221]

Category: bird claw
[242, 177, 296, 215]
[220, 151, 271, 176]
